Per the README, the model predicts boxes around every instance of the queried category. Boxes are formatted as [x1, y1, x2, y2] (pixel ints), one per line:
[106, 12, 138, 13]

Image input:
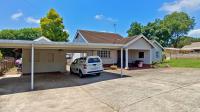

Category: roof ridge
[78, 29, 122, 36]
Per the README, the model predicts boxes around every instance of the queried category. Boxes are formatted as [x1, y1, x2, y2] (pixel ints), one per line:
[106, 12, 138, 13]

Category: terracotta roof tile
[78, 30, 137, 44]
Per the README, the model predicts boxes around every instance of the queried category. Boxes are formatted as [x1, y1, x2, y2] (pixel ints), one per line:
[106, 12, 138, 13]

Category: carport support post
[31, 44, 34, 90]
[120, 48, 123, 77]
[125, 48, 129, 70]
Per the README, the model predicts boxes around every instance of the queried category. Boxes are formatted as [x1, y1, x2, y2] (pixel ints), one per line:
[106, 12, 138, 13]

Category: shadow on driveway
[0, 71, 130, 95]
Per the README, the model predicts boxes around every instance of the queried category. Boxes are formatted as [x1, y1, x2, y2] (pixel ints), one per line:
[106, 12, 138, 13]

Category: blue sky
[0, 0, 200, 41]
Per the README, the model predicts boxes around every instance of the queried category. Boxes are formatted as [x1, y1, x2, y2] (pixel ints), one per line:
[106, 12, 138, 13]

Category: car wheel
[70, 68, 73, 74]
[96, 73, 101, 76]
[79, 70, 84, 78]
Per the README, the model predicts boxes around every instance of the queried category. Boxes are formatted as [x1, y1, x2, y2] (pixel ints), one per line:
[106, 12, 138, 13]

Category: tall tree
[162, 12, 195, 47]
[40, 8, 69, 41]
[142, 19, 171, 47]
[127, 12, 195, 47]
[127, 22, 143, 37]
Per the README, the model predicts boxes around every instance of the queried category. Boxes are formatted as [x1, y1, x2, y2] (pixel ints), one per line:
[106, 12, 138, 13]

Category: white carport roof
[0, 39, 123, 50]
[0, 38, 124, 90]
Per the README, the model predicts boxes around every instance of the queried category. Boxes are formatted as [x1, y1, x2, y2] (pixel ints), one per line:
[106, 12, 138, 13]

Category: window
[139, 52, 144, 58]
[156, 51, 159, 58]
[48, 53, 54, 63]
[73, 59, 78, 64]
[88, 58, 100, 63]
[79, 57, 86, 63]
[97, 50, 110, 58]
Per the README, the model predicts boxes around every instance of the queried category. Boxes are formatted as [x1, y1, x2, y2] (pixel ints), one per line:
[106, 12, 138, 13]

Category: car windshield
[88, 58, 100, 63]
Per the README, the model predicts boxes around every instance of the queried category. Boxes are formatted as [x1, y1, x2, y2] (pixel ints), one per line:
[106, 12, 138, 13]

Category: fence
[169, 53, 200, 59]
[0, 57, 15, 75]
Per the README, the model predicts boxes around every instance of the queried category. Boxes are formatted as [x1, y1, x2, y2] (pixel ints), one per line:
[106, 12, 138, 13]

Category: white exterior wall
[22, 49, 67, 74]
[126, 38, 152, 50]
[92, 50, 118, 65]
[152, 43, 163, 62]
[73, 34, 87, 43]
[126, 38, 152, 64]
[128, 50, 151, 64]
[72, 34, 87, 61]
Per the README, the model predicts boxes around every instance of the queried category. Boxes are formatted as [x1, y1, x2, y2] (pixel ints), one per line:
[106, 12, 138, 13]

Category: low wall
[170, 53, 200, 59]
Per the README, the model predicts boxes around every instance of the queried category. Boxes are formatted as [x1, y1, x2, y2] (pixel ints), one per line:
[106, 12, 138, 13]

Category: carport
[0, 39, 124, 90]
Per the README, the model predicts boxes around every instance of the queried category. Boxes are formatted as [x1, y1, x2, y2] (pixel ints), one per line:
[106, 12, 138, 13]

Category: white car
[70, 56, 104, 78]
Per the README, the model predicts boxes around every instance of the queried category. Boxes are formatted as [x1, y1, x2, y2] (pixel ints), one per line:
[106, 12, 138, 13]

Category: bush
[0, 50, 3, 61]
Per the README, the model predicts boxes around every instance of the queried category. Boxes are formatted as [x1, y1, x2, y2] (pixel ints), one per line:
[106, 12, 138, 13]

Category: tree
[142, 19, 171, 47]
[0, 28, 42, 40]
[177, 36, 200, 48]
[162, 12, 195, 47]
[127, 12, 195, 47]
[0, 28, 42, 57]
[127, 22, 143, 37]
[40, 8, 69, 41]
[127, 20, 171, 47]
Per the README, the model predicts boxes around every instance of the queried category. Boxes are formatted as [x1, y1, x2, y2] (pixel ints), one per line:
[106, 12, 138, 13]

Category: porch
[117, 49, 152, 69]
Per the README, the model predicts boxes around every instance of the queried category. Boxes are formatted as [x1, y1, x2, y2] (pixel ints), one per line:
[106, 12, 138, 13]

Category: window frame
[138, 52, 144, 58]
[97, 50, 111, 58]
[156, 51, 160, 59]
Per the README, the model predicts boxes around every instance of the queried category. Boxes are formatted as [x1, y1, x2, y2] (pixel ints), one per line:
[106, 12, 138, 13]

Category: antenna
[113, 23, 117, 33]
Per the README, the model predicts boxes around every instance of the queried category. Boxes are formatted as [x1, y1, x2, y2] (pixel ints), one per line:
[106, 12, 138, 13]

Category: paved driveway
[1, 68, 200, 112]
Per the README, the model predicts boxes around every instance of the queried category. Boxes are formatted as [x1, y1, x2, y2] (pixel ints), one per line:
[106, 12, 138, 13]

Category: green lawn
[159, 59, 200, 68]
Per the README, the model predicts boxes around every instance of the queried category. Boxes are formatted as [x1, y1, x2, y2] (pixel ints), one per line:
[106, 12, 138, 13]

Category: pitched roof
[182, 42, 200, 49]
[78, 30, 137, 44]
[150, 40, 164, 50]
[34, 36, 52, 42]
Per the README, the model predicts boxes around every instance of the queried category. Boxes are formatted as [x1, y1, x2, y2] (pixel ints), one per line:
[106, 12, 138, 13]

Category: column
[125, 49, 129, 69]
[120, 48, 123, 77]
[31, 44, 34, 90]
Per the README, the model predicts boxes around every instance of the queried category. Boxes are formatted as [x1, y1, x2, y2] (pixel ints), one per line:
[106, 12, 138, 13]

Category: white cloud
[26, 17, 40, 24]
[95, 14, 104, 20]
[188, 29, 200, 37]
[160, 0, 200, 13]
[94, 14, 117, 23]
[11, 11, 23, 20]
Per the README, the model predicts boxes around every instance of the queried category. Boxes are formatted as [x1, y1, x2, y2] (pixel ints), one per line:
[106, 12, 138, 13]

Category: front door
[117, 50, 126, 68]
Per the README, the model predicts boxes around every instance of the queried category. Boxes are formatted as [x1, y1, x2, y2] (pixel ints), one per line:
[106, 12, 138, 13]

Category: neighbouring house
[73, 30, 164, 69]
[182, 42, 200, 52]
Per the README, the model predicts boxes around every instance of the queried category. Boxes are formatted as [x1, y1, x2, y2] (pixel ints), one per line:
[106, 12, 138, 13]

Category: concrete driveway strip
[0, 87, 114, 112]
[1, 68, 200, 112]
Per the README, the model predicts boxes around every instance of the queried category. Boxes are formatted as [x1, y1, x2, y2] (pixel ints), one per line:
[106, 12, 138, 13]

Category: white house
[0, 29, 163, 90]
[73, 30, 164, 69]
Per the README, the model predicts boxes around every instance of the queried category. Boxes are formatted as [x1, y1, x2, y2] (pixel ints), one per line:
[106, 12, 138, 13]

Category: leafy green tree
[0, 28, 42, 40]
[0, 28, 41, 57]
[162, 12, 195, 47]
[127, 20, 171, 47]
[177, 36, 193, 48]
[127, 12, 195, 47]
[40, 8, 69, 41]
[177, 36, 200, 48]
[142, 19, 171, 47]
[127, 22, 143, 36]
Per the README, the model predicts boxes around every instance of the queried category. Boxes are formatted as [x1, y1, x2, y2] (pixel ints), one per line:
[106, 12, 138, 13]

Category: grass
[159, 59, 200, 68]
